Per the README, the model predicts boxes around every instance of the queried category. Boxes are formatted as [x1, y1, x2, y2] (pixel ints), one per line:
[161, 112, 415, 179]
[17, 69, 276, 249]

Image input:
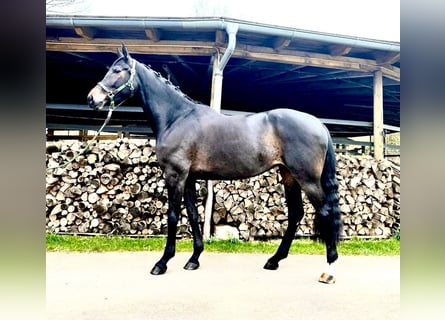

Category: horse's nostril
[87, 95, 95, 106]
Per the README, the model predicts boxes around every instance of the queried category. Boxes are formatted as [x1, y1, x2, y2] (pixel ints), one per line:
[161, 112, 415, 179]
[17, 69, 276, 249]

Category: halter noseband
[97, 58, 136, 108]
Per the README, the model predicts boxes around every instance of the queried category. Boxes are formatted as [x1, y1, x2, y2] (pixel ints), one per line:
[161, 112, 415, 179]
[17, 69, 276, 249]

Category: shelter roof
[46, 16, 400, 137]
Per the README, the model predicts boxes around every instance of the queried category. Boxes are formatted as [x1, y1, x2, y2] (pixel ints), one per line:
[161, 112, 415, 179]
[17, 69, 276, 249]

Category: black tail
[315, 131, 342, 246]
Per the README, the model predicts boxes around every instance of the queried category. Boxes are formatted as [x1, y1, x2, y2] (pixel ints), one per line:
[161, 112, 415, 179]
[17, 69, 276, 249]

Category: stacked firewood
[46, 138, 199, 237]
[211, 154, 400, 239]
[46, 139, 400, 239]
[213, 170, 290, 240]
[335, 155, 400, 237]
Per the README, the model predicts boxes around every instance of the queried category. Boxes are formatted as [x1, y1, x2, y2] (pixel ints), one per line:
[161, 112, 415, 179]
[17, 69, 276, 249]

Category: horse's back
[267, 108, 326, 134]
[266, 108, 328, 146]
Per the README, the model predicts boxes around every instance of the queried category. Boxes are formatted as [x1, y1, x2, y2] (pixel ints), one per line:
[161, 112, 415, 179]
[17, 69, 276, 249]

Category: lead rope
[47, 59, 136, 173]
[46, 104, 117, 173]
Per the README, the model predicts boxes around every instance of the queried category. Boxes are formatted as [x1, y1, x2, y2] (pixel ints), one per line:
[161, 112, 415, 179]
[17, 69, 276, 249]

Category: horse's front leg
[183, 178, 204, 270]
[150, 170, 186, 275]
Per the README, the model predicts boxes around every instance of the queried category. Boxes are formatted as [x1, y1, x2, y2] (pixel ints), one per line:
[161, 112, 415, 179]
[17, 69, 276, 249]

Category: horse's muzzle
[87, 87, 108, 110]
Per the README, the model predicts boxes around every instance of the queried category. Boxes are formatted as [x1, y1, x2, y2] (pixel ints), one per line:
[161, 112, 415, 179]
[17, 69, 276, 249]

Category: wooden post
[373, 70, 384, 160]
[203, 55, 222, 240]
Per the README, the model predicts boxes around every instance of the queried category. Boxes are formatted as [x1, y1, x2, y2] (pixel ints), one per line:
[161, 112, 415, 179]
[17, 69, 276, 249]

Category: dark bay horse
[87, 44, 341, 284]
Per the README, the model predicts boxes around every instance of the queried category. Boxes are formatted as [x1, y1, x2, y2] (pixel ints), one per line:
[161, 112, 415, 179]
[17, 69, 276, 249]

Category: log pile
[46, 138, 204, 237]
[335, 156, 400, 238]
[46, 139, 400, 240]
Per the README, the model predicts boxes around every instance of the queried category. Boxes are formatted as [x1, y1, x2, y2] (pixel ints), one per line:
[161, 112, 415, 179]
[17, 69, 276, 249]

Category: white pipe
[216, 23, 239, 74]
[203, 23, 238, 240]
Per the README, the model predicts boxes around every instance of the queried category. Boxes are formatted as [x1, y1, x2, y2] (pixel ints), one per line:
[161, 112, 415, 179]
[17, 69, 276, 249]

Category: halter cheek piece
[96, 59, 136, 109]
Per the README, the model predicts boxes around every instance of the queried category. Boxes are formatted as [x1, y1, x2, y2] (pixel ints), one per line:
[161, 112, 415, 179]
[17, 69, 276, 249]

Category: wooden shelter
[46, 16, 400, 159]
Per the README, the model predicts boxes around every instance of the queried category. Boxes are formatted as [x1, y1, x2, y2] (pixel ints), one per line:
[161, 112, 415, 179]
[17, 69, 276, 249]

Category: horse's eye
[112, 67, 122, 73]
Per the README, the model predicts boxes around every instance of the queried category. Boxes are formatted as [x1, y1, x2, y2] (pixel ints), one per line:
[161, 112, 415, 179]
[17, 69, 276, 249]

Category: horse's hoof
[183, 261, 200, 270]
[263, 260, 279, 270]
[150, 264, 167, 275]
[318, 272, 336, 284]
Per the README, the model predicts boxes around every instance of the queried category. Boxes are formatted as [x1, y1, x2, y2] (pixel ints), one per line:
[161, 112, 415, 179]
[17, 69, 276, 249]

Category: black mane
[142, 63, 197, 104]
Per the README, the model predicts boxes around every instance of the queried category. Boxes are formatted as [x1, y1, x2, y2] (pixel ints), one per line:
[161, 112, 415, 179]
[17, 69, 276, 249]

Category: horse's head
[87, 44, 137, 110]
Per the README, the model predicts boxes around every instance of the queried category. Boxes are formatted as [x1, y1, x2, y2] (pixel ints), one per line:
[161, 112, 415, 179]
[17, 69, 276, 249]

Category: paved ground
[46, 252, 399, 320]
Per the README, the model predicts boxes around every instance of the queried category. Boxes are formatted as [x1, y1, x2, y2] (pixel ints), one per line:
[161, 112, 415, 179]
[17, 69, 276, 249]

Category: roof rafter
[329, 44, 352, 56]
[74, 27, 96, 40]
[145, 28, 161, 42]
[273, 37, 292, 50]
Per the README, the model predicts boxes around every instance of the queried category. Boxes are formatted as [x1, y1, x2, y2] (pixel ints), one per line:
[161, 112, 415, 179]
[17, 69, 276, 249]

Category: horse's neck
[136, 62, 193, 138]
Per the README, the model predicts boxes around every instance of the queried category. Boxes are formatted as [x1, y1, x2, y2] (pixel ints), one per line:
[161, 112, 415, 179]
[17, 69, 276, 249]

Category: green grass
[46, 233, 399, 256]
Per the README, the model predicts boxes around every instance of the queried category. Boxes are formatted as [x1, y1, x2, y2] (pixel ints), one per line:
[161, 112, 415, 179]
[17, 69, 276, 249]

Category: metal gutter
[46, 16, 399, 52]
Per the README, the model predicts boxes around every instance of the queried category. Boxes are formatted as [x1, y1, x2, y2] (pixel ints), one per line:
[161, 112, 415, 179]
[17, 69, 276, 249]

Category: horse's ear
[121, 44, 130, 60]
[116, 47, 123, 57]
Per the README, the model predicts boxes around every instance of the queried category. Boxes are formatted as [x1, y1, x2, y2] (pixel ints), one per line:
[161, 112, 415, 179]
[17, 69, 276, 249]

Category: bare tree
[47, 0, 90, 14]
[192, 0, 230, 16]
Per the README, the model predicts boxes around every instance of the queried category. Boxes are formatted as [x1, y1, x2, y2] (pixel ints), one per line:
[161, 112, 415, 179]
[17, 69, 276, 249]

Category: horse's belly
[191, 147, 281, 180]
[190, 115, 283, 179]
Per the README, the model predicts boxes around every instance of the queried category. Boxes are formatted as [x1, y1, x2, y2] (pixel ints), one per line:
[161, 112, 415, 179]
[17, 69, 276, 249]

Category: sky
[50, 0, 400, 42]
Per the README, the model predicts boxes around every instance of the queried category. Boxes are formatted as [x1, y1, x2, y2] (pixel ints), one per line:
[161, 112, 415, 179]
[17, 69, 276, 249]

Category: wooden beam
[200, 54, 216, 93]
[173, 55, 201, 78]
[255, 65, 305, 82]
[74, 27, 96, 40]
[161, 64, 180, 86]
[232, 47, 377, 72]
[224, 60, 256, 75]
[46, 39, 217, 55]
[376, 52, 400, 65]
[291, 70, 370, 83]
[215, 30, 226, 47]
[144, 28, 160, 42]
[373, 70, 384, 160]
[380, 66, 400, 82]
[46, 37, 389, 73]
[329, 44, 352, 56]
[234, 43, 385, 71]
[274, 37, 292, 50]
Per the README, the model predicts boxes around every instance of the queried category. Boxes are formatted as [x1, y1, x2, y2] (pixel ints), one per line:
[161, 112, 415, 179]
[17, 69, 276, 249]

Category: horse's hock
[46, 138, 400, 239]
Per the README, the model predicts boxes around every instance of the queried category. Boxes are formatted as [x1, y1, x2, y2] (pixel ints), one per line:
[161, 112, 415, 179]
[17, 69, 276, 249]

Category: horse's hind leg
[183, 178, 204, 270]
[316, 200, 340, 284]
[264, 167, 304, 270]
[304, 182, 340, 284]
